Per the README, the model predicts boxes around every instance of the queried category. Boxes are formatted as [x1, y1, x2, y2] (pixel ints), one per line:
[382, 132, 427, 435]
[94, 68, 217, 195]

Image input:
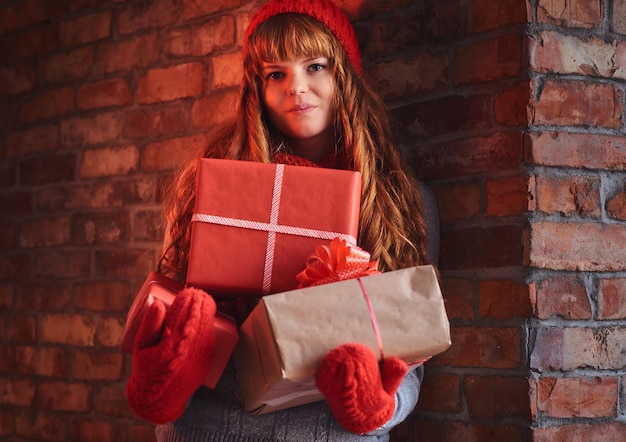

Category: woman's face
[261, 57, 335, 160]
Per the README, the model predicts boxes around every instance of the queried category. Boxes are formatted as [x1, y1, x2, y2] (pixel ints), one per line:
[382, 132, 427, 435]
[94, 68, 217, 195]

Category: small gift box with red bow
[233, 239, 451, 414]
[186, 159, 362, 297]
[121, 271, 239, 389]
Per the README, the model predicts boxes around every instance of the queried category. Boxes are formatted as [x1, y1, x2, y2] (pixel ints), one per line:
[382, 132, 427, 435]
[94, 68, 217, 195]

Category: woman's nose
[287, 72, 308, 95]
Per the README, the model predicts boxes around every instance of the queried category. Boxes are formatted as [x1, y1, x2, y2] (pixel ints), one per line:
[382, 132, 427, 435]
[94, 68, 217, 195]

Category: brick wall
[1, 0, 625, 441]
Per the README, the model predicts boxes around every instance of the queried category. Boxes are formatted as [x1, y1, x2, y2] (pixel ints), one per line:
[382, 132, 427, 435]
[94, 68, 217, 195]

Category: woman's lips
[288, 104, 315, 114]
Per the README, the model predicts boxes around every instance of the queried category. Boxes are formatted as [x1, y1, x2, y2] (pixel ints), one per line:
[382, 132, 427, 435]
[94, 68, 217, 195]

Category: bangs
[247, 14, 337, 66]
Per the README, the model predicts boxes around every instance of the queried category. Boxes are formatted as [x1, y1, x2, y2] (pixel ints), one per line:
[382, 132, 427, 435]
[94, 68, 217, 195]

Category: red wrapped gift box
[121, 271, 238, 389]
[187, 159, 361, 296]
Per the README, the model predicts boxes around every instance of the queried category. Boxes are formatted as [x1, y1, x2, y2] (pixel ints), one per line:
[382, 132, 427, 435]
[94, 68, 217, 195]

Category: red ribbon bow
[296, 238, 379, 288]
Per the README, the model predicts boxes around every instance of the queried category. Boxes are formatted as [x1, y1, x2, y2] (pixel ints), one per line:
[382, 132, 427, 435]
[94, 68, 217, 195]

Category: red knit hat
[244, 0, 362, 73]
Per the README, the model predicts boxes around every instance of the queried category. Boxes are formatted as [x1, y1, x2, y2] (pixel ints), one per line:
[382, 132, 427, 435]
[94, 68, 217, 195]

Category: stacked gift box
[122, 158, 450, 405]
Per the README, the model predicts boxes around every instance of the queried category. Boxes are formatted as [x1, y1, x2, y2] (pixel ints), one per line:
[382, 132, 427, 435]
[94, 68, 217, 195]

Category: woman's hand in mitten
[315, 343, 408, 435]
[126, 287, 216, 424]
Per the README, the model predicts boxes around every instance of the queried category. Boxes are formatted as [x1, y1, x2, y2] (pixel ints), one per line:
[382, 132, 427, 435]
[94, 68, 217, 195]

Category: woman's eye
[266, 71, 284, 80]
[309, 63, 326, 72]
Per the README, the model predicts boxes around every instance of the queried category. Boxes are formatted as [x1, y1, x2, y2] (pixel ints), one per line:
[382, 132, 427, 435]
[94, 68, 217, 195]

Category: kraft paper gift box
[233, 264, 451, 414]
[121, 271, 238, 389]
[187, 158, 361, 297]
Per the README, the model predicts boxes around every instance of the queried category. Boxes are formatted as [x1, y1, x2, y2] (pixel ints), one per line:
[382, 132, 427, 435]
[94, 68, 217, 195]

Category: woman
[126, 0, 439, 440]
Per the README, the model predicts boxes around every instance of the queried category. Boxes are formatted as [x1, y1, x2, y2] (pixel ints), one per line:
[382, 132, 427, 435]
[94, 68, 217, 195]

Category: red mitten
[316, 343, 408, 435]
[126, 287, 216, 424]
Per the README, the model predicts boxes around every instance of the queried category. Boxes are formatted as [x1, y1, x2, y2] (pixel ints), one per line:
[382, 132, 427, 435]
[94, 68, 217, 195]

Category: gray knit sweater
[155, 182, 440, 442]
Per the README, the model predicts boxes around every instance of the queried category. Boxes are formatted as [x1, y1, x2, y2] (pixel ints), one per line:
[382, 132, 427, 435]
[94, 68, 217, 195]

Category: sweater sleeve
[366, 364, 424, 436]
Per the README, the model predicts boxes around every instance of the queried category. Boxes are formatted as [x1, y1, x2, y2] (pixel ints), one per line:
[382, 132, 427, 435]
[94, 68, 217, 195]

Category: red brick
[533, 276, 591, 320]
[15, 283, 70, 311]
[38, 381, 91, 411]
[455, 34, 522, 85]
[440, 278, 475, 321]
[71, 211, 131, 245]
[122, 103, 190, 139]
[537, 0, 603, 28]
[133, 210, 164, 242]
[165, 16, 235, 56]
[191, 89, 238, 129]
[532, 32, 617, 77]
[607, 189, 626, 220]
[94, 249, 155, 278]
[432, 327, 522, 369]
[368, 53, 449, 100]
[0, 284, 13, 309]
[486, 175, 530, 217]
[415, 372, 461, 412]
[94, 33, 159, 75]
[615, 0, 626, 34]
[0, 345, 17, 372]
[77, 78, 132, 111]
[7, 316, 36, 342]
[7, 25, 59, 59]
[479, 280, 532, 320]
[530, 222, 626, 271]
[93, 384, 135, 418]
[411, 417, 526, 442]
[90, 178, 156, 208]
[0, 378, 35, 406]
[59, 11, 111, 47]
[533, 175, 601, 217]
[467, 0, 527, 33]
[40, 47, 94, 85]
[0, 222, 15, 250]
[19, 154, 76, 185]
[33, 251, 91, 279]
[138, 63, 204, 104]
[0, 255, 31, 281]
[19, 87, 74, 123]
[96, 317, 125, 348]
[0, 65, 37, 95]
[465, 375, 529, 419]
[40, 314, 96, 346]
[6, 124, 59, 157]
[432, 182, 480, 224]
[130, 424, 158, 442]
[14, 409, 67, 441]
[61, 112, 120, 148]
[19, 217, 70, 248]
[117, 0, 178, 35]
[79, 145, 139, 178]
[16, 346, 67, 377]
[392, 93, 491, 139]
[531, 326, 626, 371]
[440, 225, 524, 270]
[72, 351, 123, 380]
[526, 132, 626, 170]
[35, 185, 92, 212]
[411, 131, 524, 180]
[0, 0, 50, 34]
[532, 80, 623, 128]
[73, 280, 130, 311]
[536, 376, 617, 418]
[70, 419, 127, 442]
[0, 409, 14, 436]
[533, 423, 626, 442]
[0, 162, 17, 189]
[142, 133, 211, 172]
[598, 278, 626, 319]
[495, 81, 530, 126]
[210, 52, 245, 90]
[182, 0, 245, 20]
[0, 189, 32, 217]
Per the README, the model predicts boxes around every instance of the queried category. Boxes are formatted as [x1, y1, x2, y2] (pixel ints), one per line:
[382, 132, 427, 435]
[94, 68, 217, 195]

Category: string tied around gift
[296, 238, 385, 359]
[191, 164, 357, 295]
